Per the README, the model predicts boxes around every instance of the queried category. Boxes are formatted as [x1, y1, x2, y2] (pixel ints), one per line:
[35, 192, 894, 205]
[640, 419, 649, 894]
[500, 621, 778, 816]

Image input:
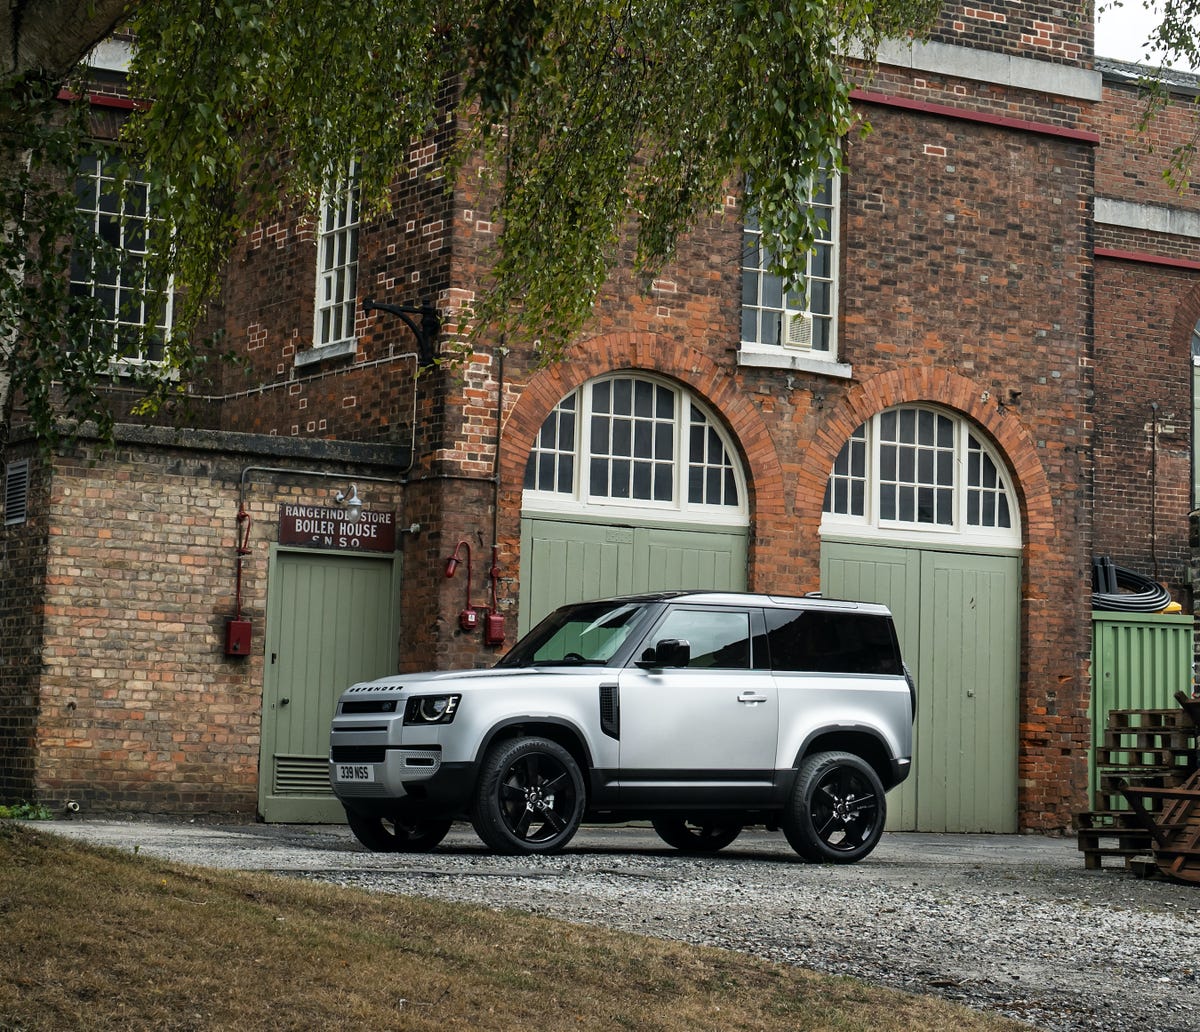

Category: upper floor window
[314, 160, 360, 349]
[70, 150, 172, 364]
[740, 169, 840, 371]
[822, 406, 1019, 546]
[523, 375, 747, 524]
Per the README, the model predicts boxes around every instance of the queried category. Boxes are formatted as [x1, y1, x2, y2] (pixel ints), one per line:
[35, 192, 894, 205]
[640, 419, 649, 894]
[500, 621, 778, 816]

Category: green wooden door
[259, 549, 400, 822]
[519, 517, 747, 635]
[822, 540, 1021, 832]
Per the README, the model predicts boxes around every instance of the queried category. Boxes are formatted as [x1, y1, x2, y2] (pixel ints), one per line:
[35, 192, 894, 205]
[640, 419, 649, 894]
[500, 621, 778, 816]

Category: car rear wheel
[345, 810, 453, 853]
[782, 750, 886, 863]
[651, 816, 743, 853]
[471, 736, 585, 855]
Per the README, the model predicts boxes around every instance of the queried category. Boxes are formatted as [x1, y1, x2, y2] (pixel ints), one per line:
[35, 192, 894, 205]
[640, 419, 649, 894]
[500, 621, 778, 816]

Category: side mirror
[642, 638, 690, 668]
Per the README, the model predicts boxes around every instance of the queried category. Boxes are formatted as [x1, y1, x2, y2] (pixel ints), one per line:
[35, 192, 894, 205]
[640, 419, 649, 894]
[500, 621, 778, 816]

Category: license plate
[335, 764, 375, 783]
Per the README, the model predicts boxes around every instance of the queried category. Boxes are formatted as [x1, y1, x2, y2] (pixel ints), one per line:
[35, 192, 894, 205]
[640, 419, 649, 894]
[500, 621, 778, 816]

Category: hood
[340, 666, 552, 696]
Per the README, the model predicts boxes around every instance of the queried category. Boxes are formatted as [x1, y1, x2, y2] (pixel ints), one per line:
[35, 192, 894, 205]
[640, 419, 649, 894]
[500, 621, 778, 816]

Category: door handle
[737, 691, 768, 705]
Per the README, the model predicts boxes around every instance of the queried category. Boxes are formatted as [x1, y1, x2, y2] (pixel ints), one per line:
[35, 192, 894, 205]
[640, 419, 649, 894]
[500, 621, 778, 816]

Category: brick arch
[499, 331, 786, 519]
[1169, 281, 1200, 354]
[795, 367, 1054, 551]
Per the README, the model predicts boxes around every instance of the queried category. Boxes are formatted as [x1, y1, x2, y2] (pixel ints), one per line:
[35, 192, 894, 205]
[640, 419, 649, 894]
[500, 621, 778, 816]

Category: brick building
[3, 4, 1199, 830]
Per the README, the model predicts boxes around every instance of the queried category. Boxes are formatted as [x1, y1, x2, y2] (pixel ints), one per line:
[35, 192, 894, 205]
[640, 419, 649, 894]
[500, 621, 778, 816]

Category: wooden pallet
[1074, 694, 1200, 873]
[1119, 769, 1200, 884]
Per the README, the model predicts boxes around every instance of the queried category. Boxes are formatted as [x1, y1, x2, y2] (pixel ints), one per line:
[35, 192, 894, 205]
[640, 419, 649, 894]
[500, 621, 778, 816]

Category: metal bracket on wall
[363, 298, 440, 368]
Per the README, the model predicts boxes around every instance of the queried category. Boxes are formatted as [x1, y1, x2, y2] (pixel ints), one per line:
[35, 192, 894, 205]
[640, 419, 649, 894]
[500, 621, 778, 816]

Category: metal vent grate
[4, 459, 29, 526]
[273, 754, 335, 796]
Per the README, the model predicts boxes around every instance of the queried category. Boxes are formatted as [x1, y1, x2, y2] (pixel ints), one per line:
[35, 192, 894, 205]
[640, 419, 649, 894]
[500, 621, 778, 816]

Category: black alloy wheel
[782, 750, 886, 863]
[345, 810, 453, 853]
[471, 736, 585, 855]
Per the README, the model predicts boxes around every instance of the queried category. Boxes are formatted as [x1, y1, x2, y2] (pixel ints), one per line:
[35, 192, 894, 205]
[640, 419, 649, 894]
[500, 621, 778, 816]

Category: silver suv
[328, 591, 914, 863]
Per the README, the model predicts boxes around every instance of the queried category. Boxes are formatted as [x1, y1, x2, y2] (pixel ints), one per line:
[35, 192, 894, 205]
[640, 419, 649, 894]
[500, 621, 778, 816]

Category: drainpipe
[1151, 402, 1160, 582]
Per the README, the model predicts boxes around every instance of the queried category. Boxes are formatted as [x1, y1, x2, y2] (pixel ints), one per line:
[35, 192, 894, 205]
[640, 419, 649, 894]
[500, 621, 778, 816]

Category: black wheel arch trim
[474, 716, 596, 777]
[791, 725, 908, 790]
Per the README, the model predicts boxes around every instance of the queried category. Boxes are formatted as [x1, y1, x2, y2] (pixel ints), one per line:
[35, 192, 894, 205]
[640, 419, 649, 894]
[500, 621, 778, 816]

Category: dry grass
[0, 823, 1027, 1032]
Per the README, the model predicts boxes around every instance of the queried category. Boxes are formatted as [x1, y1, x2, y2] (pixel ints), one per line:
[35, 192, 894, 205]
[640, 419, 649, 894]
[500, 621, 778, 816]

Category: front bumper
[328, 736, 476, 815]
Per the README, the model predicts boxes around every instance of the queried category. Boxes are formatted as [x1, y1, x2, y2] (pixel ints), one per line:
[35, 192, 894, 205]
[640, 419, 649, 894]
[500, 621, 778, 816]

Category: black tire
[345, 810, 453, 853]
[651, 816, 743, 853]
[782, 750, 886, 863]
[471, 736, 585, 854]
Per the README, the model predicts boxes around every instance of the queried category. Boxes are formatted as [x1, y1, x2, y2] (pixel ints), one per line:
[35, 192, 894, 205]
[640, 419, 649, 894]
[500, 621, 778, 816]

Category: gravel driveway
[39, 818, 1200, 1032]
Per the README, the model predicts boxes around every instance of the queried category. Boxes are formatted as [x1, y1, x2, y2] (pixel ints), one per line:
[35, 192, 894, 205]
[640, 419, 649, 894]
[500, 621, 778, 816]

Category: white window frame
[311, 160, 360, 355]
[821, 405, 1020, 548]
[522, 374, 748, 526]
[739, 169, 849, 378]
[70, 150, 173, 368]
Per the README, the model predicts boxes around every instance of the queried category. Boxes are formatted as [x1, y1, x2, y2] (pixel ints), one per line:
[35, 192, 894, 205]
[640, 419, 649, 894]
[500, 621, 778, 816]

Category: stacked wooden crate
[1074, 700, 1199, 872]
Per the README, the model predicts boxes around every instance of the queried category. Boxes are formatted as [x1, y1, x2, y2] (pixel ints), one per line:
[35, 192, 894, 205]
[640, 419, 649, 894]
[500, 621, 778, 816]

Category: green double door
[822, 540, 1021, 833]
[519, 517, 748, 636]
[258, 549, 401, 822]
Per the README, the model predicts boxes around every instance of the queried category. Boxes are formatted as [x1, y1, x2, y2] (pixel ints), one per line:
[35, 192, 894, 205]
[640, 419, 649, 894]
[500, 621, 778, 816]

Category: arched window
[822, 406, 1019, 546]
[523, 375, 747, 524]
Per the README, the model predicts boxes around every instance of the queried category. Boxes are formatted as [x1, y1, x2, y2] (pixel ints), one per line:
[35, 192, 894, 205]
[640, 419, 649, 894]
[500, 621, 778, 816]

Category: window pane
[655, 464, 673, 502]
[613, 378, 632, 414]
[314, 160, 360, 347]
[655, 609, 751, 668]
[611, 459, 630, 498]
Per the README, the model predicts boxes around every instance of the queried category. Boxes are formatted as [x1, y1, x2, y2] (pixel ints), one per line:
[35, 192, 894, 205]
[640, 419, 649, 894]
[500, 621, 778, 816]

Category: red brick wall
[1091, 77, 1200, 606]
[1092, 259, 1197, 592]
[930, 2, 1090, 65]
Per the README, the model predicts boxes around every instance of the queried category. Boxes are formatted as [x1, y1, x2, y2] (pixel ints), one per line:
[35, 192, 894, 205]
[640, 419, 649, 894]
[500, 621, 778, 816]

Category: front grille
[330, 745, 387, 763]
[341, 699, 398, 714]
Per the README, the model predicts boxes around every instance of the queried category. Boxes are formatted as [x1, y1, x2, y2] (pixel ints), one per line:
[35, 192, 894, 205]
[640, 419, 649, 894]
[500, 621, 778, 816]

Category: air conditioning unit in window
[781, 310, 813, 349]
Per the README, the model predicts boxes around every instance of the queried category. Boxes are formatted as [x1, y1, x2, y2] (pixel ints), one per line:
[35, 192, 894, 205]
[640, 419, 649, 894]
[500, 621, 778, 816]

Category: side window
[765, 609, 901, 675]
[71, 149, 173, 363]
[652, 609, 751, 669]
[314, 160, 360, 349]
[740, 167, 840, 362]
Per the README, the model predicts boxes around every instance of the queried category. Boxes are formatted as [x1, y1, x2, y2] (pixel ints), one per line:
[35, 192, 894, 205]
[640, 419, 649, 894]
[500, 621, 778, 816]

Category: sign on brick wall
[277, 504, 396, 553]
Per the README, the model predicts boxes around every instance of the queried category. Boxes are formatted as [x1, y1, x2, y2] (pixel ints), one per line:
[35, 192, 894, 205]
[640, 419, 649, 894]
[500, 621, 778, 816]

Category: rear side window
[764, 609, 902, 675]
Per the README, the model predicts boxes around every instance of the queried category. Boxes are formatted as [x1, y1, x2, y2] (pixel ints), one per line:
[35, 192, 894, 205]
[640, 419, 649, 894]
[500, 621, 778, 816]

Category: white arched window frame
[522, 375, 749, 527]
[821, 405, 1020, 548]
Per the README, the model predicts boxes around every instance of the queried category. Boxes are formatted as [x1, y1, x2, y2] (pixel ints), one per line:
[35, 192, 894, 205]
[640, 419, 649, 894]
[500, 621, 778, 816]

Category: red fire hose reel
[444, 540, 505, 646]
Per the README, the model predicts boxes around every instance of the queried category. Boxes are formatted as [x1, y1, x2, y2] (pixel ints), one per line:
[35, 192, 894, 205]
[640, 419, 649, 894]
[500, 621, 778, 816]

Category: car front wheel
[471, 736, 585, 855]
[651, 816, 743, 853]
[782, 750, 886, 863]
[345, 810, 453, 853]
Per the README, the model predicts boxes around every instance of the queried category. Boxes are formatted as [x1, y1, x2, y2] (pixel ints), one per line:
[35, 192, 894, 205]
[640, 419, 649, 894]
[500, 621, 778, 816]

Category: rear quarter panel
[775, 671, 914, 771]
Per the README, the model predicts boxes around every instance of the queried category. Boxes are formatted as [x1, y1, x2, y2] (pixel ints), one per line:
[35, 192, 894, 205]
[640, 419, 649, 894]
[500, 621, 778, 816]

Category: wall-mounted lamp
[335, 484, 363, 522]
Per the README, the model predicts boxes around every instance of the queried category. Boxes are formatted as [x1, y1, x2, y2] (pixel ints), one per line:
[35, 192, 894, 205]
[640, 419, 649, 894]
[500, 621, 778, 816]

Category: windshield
[497, 599, 655, 667]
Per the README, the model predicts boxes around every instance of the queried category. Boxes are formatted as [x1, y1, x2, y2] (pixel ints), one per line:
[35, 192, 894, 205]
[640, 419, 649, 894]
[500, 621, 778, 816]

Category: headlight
[404, 694, 461, 725]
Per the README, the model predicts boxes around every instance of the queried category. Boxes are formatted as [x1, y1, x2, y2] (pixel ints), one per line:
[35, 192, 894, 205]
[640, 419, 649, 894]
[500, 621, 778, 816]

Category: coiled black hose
[1091, 557, 1172, 612]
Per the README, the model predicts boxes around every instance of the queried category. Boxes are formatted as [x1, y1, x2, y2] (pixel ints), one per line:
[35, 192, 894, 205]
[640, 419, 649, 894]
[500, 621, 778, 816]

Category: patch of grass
[0, 824, 1027, 1031]
[0, 801, 54, 820]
